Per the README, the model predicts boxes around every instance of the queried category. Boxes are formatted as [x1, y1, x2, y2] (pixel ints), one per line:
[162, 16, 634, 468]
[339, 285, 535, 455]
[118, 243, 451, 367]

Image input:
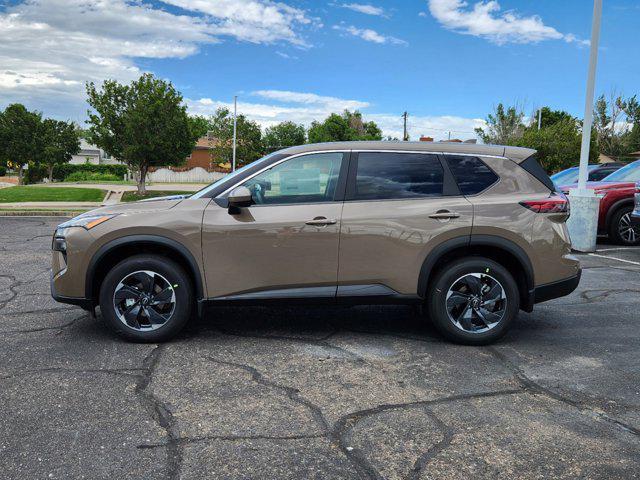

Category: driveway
[1, 217, 639, 479]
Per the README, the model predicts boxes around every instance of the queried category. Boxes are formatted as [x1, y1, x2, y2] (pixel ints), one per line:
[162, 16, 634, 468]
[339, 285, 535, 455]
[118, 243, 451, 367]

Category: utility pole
[566, 0, 603, 253]
[537, 108, 542, 130]
[448, 131, 451, 141]
[232, 95, 238, 172]
[402, 111, 409, 141]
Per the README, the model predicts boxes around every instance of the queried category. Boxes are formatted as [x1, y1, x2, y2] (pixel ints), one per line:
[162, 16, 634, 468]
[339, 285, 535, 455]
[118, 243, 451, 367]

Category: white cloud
[160, 0, 315, 47]
[333, 24, 407, 45]
[186, 90, 483, 141]
[0, 0, 316, 118]
[426, 0, 586, 45]
[252, 90, 370, 111]
[339, 3, 388, 17]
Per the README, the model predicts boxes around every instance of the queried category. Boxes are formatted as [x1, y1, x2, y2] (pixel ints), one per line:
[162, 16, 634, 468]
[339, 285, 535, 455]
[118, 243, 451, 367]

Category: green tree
[188, 115, 213, 139]
[0, 104, 43, 185]
[514, 118, 598, 173]
[307, 110, 382, 143]
[533, 107, 577, 129]
[208, 107, 263, 168]
[593, 94, 628, 158]
[41, 119, 80, 181]
[475, 103, 525, 145]
[262, 121, 306, 152]
[86, 73, 198, 194]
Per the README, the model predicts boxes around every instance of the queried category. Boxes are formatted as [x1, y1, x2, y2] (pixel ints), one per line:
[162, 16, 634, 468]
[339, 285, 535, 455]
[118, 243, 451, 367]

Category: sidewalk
[39, 182, 207, 192]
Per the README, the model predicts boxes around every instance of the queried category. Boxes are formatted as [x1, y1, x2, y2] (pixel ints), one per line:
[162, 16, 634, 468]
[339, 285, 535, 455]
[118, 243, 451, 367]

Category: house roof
[277, 141, 536, 163]
[194, 136, 218, 150]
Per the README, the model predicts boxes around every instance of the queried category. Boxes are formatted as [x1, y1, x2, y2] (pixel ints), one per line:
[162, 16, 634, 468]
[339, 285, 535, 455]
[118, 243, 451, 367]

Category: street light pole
[566, 0, 603, 253]
[232, 95, 237, 172]
[577, 0, 602, 191]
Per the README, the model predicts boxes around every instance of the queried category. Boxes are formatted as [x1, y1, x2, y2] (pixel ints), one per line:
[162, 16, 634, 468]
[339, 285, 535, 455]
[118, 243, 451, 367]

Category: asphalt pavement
[1, 217, 639, 479]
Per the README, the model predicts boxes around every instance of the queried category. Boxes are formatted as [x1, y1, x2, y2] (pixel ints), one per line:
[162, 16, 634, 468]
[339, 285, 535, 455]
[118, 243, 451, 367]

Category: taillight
[519, 194, 569, 214]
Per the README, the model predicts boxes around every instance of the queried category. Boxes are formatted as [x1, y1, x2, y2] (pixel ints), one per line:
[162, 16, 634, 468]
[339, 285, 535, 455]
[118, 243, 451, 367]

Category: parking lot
[1, 216, 639, 479]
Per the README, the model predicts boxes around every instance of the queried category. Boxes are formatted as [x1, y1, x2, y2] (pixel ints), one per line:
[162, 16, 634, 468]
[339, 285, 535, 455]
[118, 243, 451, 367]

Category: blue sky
[1, 0, 638, 140]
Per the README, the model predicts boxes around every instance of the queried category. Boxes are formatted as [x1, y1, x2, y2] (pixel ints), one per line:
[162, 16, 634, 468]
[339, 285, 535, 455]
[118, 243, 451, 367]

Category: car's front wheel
[99, 254, 193, 342]
[609, 206, 640, 246]
[427, 257, 519, 345]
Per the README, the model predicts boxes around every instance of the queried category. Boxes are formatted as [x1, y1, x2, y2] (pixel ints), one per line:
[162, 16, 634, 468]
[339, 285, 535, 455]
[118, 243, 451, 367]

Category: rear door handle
[305, 217, 337, 226]
[428, 210, 460, 219]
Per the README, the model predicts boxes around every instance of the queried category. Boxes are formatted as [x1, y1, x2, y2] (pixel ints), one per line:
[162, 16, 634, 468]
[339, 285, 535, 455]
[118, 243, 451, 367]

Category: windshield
[550, 165, 597, 185]
[190, 152, 280, 199]
[601, 161, 640, 182]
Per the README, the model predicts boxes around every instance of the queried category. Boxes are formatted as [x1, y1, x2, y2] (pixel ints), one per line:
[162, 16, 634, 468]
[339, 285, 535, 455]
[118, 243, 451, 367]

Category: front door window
[240, 152, 343, 205]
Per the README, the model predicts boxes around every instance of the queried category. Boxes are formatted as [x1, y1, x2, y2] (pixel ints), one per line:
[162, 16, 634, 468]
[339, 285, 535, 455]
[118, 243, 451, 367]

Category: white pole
[566, 0, 603, 253]
[577, 0, 602, 192]
[537, 108, 542, 130]
[232, 95, 237, 172]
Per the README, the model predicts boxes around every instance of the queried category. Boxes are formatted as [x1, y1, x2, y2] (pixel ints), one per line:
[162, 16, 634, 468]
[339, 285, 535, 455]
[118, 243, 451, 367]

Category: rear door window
[445, 156, 499, 195]
[349, 152, 444, 200]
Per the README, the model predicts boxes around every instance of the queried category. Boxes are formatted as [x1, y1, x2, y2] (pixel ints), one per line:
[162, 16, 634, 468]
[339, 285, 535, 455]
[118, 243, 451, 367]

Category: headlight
[57, 213, 118, 230]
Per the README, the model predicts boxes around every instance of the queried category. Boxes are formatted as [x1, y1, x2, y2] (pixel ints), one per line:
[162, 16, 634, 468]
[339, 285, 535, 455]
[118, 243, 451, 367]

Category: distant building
[186, 136, 216, 169]
[70, 139, 121, 165]
[419, 136, 434, 142]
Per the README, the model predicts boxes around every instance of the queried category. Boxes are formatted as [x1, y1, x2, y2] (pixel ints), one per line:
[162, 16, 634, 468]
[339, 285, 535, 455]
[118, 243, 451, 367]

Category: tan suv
[51, 141, 580, 344]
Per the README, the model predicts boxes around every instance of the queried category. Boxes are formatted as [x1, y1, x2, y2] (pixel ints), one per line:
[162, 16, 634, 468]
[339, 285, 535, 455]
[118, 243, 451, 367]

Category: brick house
[185, 136, 215, 169]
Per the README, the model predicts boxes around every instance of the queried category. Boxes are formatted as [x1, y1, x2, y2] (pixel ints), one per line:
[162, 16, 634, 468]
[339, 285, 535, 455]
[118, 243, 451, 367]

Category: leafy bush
[54, 164, 128, 180]
[65, 171, 120, 182]
[24, 162, 47, 184]
[0, 166, 6, 177]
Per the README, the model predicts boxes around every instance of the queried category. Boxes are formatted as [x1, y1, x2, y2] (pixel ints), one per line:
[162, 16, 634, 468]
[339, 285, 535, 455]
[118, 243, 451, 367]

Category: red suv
[560, 160, 640, 245]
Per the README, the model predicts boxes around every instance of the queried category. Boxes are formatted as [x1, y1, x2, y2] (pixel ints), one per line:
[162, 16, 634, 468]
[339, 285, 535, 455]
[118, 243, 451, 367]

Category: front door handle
[428, 210, 460, 220]
[305, 217, 337, 226]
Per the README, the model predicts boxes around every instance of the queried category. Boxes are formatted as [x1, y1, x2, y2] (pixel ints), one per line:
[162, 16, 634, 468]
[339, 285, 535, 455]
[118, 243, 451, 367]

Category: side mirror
[227, 186, 253, 214]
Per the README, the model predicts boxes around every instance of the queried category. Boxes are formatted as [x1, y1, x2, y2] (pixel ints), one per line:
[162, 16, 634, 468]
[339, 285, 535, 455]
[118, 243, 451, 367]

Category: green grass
[0, 186, 106, 203]
[121, 190, 191, 202]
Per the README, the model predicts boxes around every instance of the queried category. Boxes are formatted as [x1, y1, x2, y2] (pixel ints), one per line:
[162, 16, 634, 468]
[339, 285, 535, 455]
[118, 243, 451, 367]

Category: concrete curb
[0, 210, 88, 216]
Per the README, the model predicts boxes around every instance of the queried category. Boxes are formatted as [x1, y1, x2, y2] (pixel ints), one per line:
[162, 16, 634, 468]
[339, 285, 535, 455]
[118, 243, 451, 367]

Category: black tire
[608, 205, 640, 246]
[99, 254, 193, 342]
[426, 257, 519, 345]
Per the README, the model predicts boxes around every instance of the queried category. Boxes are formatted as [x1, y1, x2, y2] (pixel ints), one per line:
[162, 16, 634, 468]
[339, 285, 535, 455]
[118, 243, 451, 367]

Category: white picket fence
[146, 167, 226, 184]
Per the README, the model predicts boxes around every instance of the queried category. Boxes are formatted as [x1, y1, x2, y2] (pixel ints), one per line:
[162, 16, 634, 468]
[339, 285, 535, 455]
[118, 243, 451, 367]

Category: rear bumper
[50, 270, 93, 311]
[533, 269, 582, 305]
[631, 211, 640, 229]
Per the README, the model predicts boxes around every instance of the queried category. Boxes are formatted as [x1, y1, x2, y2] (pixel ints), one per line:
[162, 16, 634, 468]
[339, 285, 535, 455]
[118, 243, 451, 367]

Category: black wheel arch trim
[417, 234, 535, 309]
[85, 234, 204, 303]
[605, 198, 634, 230]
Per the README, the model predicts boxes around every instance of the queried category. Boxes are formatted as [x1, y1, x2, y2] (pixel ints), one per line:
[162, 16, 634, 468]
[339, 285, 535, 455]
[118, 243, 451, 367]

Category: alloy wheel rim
[618, 213, 638, 244]
[113, 270, 176, 331]
[445, 273, 507, 334]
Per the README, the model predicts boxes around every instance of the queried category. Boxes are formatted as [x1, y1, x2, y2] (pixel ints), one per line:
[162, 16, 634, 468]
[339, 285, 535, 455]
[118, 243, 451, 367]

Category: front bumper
[50, 269, 93, 311]
[631, 211, 640, 229]
[533, 269, 582, 305]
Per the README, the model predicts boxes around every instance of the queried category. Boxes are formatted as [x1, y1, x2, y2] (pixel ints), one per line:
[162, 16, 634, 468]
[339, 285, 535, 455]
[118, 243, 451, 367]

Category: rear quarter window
[445, 156, 499, 195]
[519, 155, 555, 191]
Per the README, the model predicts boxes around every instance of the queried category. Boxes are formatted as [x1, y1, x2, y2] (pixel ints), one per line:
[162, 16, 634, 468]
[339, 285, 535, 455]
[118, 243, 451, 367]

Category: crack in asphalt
[213, 324, 367, 362]
[331, 389, 522, 480]
[0, 268, 54, 313]
[135, 345, 183, 480]
[406, 407, 455, 480]
[0, 366, 144, 381]
[136, 433, 326, 450]
[3, 312, 86, 334]
[203, 355, 330, 434]
[487, 347, 640, 438]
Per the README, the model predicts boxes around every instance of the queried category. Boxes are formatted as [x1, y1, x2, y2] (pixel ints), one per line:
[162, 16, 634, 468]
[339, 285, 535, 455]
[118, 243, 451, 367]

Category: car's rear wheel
[99, 254, 193, 342]
[609, 206, 640, 246]
[427, 257, 519, 345]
